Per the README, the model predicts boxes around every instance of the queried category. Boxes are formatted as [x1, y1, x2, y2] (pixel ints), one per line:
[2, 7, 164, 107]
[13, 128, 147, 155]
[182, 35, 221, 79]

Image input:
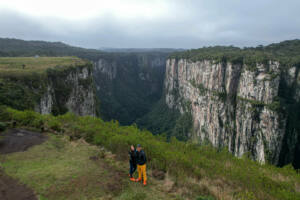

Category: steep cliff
[93, 52, 167, 124]
[0, 57, 96, 116]
[36, 65, 96, 116]
[165, 42, 300, 167]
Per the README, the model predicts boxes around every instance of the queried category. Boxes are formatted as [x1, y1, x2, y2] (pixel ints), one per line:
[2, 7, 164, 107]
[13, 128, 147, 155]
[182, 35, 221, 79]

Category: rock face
[35, 64, 96, 116]
[165, 58, 300, 166]
[65, 67, 96, 116]
[93, 53, 167, 124]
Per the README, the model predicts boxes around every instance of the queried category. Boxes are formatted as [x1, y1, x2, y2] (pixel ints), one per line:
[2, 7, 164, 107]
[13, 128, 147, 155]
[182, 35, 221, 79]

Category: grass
[0, 106, 299, 200]
[1, 135, 108, 199]
[0, 134, 179, 200]
[0, 56, 87, 78]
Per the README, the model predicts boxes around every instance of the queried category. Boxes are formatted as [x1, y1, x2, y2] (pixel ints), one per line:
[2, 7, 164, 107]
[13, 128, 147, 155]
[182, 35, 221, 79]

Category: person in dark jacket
[129, 145, 137, 181]
[135, 144, 147, 186]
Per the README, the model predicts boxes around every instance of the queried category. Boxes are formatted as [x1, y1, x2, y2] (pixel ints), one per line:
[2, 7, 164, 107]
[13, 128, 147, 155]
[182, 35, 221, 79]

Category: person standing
[129, 145, 137, 181]
[135, 144, 147, 186]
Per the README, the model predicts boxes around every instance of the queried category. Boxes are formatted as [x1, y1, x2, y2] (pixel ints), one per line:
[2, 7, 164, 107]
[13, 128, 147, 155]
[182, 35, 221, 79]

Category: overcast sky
[0, 0, 299, 49]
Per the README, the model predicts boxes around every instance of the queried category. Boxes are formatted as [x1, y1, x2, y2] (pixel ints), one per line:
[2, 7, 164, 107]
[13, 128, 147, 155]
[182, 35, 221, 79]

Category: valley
[93, 52, 167, 125]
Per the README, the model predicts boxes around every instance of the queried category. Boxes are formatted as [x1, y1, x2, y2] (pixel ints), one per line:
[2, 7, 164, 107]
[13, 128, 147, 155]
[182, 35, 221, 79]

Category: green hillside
[0, 106, 299, 200]
[0, 57, 87, 77]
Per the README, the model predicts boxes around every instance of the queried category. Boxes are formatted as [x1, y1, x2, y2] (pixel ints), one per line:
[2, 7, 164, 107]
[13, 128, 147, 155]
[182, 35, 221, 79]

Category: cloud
[0, 0, 299, 48]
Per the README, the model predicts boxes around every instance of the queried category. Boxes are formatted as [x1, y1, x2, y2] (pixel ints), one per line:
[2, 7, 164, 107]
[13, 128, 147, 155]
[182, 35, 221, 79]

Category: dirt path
[0, 129, 47, 200]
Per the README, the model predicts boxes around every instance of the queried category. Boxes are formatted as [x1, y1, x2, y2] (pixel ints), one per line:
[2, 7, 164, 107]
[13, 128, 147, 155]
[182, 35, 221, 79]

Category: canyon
[0, 38, 299, 169]
[93, 52, 167, 124]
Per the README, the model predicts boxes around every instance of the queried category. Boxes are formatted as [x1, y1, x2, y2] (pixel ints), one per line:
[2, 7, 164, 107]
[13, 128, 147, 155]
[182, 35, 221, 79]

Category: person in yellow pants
[135, 144, 147, 186]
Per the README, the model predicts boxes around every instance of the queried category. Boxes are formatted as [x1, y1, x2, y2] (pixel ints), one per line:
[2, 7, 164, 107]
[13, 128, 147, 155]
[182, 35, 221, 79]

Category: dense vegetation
[94, 53, 167, 125]
[170, 39, 300, 67]
[0, 106, 299, 200]
[0, 38, 102, 60]
[136, 99, 181, 137]
[136, 99, 193, 141]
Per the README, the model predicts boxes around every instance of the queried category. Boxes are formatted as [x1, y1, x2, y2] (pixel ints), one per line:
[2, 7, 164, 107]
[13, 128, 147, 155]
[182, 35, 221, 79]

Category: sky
[0, 0, 299, 49]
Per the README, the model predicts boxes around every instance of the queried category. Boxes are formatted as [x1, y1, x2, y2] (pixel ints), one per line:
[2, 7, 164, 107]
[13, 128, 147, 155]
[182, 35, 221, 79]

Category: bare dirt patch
[0, 129, 47, 200]
[0, 129, 47, 154]
[0, 171, 37, 200]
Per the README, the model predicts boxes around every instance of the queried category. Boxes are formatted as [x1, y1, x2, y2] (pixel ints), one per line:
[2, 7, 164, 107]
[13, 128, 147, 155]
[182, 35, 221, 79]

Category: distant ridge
[98, 47, 185, 53]
[0, 38, 102, 60]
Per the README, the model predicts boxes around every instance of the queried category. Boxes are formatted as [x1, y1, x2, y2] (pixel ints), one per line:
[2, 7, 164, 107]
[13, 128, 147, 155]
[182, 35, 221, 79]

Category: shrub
[47, 118, 62, 132]
[0, 122, 6, 132]
[7, 109, 40, 126]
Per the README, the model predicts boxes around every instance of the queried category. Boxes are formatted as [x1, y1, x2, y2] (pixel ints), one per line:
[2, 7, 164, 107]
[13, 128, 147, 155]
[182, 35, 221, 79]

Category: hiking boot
[143, 181, 147, 186]
[130, 177, 135, 181]
[135, 178, 141, 182]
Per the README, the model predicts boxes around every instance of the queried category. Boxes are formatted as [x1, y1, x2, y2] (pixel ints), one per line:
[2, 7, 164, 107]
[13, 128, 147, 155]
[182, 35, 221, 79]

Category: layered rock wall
[165, 58, 299, 165]
[35, 64, 96, 116]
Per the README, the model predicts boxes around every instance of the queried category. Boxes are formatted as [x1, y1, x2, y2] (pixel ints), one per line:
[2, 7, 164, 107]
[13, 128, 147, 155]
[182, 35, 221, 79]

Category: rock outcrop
[165, 58, 299, 166]
[35, 64, 96, 116]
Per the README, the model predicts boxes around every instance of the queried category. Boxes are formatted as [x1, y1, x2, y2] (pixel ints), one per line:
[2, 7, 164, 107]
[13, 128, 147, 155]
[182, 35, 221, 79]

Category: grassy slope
[0, 107, 299, 200]
[0, 57, 87, 77]
[0, 134, 181, 200]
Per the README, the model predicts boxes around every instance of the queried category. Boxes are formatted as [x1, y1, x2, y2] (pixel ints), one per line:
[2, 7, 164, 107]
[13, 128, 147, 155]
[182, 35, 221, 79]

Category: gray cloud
[0, 0, 300, 48]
